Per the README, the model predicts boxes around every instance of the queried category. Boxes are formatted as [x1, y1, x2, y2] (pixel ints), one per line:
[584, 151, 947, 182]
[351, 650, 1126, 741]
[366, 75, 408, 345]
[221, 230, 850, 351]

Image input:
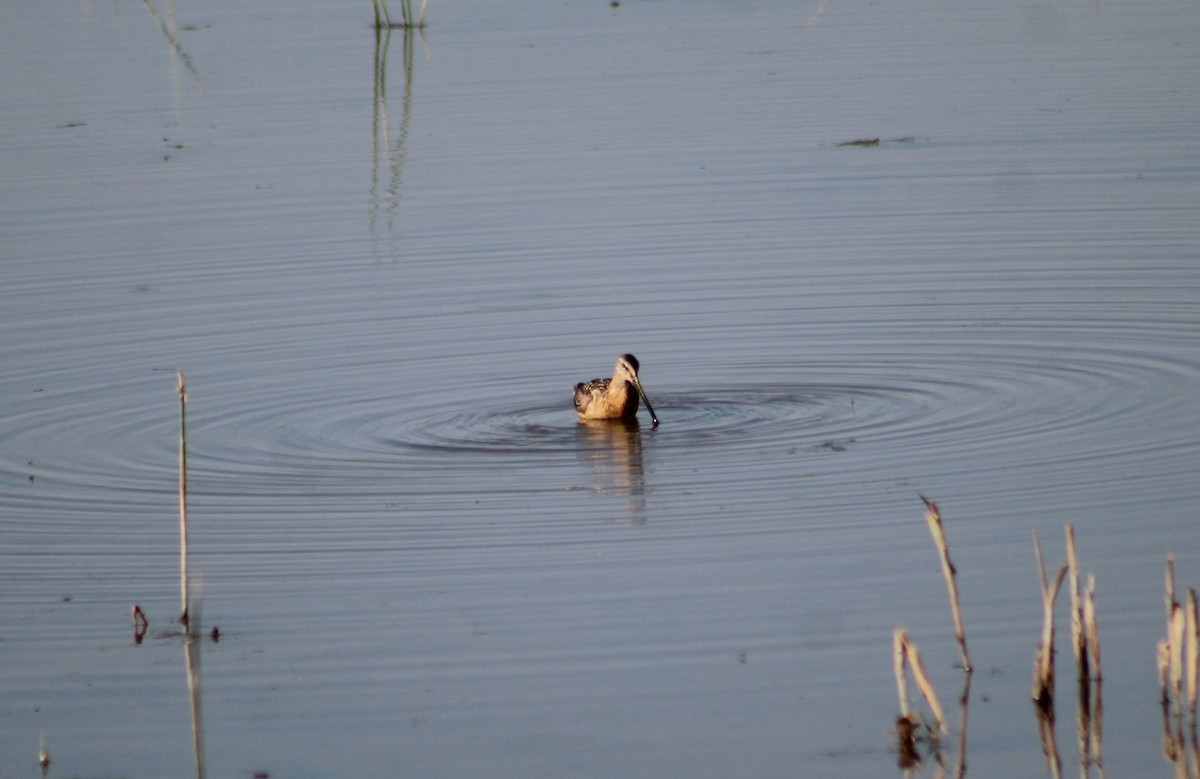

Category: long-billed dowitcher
[573, 354, 659, 427]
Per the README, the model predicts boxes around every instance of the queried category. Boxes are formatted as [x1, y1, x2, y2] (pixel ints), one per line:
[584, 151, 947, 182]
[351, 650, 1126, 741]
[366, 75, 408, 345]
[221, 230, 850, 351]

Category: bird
[573, 354, 659, 427]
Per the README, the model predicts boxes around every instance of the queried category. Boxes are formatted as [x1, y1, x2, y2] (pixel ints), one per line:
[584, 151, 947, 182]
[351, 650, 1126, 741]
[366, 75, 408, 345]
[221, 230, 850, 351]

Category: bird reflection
[576, 417, 649, 522]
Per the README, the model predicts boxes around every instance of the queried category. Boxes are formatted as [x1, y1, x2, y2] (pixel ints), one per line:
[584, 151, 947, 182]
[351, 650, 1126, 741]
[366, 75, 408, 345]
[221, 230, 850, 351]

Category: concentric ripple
[170, 332, 1200, 497]
[5, 325, 1197, 517]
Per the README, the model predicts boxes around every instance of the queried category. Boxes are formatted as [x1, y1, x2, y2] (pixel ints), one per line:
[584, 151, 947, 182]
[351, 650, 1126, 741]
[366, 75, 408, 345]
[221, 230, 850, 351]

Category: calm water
[2, 0, 1199, 776]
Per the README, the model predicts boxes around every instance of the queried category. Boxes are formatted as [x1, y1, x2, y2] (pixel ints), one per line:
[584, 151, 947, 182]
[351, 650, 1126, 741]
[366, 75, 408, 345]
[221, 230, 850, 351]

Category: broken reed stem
[920, 496, 971, 673]
[1065, 526, 1089, 681]
[1166, 555, 1177, 628]
[1159, 639, 1172, 705]
[1061, 528, 1107, 771]
[178, 371, 190, 626]
[1158, 555, 1200, 724]
[1084, 575, 1105, 768]
[1084, 576, 1102, 683]
[906, 639, 947, 729]
[894, 628, 910, 721]
[892, 628, 920, 768]
[1033, 530, 1068, 709]
[1036, 566, 1068, 705]
[1063, 525, 1097, 769]
[1170, 603, 1185, 715]
[893, 628, 946, 731]
[1187, 588, 1199, 721]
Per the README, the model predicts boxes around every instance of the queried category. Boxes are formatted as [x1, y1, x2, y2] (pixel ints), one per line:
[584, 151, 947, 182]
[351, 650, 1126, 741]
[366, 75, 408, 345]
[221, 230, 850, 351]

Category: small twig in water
[132, 603, 150, 644]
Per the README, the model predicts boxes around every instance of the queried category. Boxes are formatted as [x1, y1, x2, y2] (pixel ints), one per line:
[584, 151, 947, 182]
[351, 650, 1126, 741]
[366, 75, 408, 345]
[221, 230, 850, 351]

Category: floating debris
[835, 136, 915, 147]
[133, 603, 150, 645]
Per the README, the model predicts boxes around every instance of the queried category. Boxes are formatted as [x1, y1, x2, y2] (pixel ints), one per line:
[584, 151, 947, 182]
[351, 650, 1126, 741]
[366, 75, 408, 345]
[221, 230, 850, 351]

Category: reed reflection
[140, 0, 207, 94]
[130, 607, 210, 779]
[370, 23, 422, 243]
[184, 616, 207, 779]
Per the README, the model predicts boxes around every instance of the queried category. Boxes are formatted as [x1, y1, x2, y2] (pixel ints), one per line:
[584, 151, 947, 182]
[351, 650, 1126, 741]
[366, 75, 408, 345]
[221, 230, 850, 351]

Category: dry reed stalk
[905, 639, 946, 730]
[892, 628, 920, 768]
[178, 371, 190, 626]
[1085, 576, 1104, 770]
[1033, 531, 1068, 709]
[1084, 576, 1101, 682]
[1064, 527, 1100, 771]
[1171, 604, 1186, 714]
[1187, 588, 1199, 721]
[1160, 639, 1173, 705]
[892, 629, 946, 736]
[1166, 555, 1178, 627]
[1065, 526, 1090, 681]
[1159, 648, 1177, 763]
[894, 628, 910, 721]
[920, 496, 971, 672]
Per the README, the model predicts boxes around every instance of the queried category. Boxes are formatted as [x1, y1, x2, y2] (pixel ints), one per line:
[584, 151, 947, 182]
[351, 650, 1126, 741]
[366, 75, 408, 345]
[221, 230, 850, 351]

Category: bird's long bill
[631, 378, 659, 428]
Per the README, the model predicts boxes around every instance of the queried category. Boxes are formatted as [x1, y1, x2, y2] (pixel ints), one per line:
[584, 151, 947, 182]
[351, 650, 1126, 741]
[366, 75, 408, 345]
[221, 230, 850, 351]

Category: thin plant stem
[373, 0, 426, 29]
[921, 496, 971, 673]
[178, 371, 190, 626]
[905, 639, 946, 729]
[1033, 530, 1068, 710]
[894, 628, 910, 721]
[1187, 588, 1199, 723]
[1065, 526, 1089, 681]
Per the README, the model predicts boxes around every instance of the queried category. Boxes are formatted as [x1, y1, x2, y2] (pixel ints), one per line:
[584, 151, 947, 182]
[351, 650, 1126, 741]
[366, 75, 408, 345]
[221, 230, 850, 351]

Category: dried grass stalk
[905, 640, 946, 729]
[1084, 575, 1104, 770]
[1166, 555, 1177, 627]
[892, 628, 945, 731]
[921, 496, 971, 672]
[894, 628, 910, 720]
[1065, 526, 1089, 680]
[178, 371, 190, 626]
[1084, 575, 1101, 682]
[1187, 588, 1199, 720]
[1033, 531, 1068, 709]
[1170, 604, 1185, 710]
[1159, 638, 1172, 705]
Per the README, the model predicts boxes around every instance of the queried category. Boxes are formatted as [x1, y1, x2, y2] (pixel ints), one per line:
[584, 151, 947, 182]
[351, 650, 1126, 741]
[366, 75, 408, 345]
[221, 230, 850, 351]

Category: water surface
[2, 0, 1199, 776]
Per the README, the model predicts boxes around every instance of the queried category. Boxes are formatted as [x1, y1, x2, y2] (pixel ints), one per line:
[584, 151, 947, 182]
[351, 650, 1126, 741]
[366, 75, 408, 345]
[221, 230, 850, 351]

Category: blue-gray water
[2, 0, 1199, 776]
